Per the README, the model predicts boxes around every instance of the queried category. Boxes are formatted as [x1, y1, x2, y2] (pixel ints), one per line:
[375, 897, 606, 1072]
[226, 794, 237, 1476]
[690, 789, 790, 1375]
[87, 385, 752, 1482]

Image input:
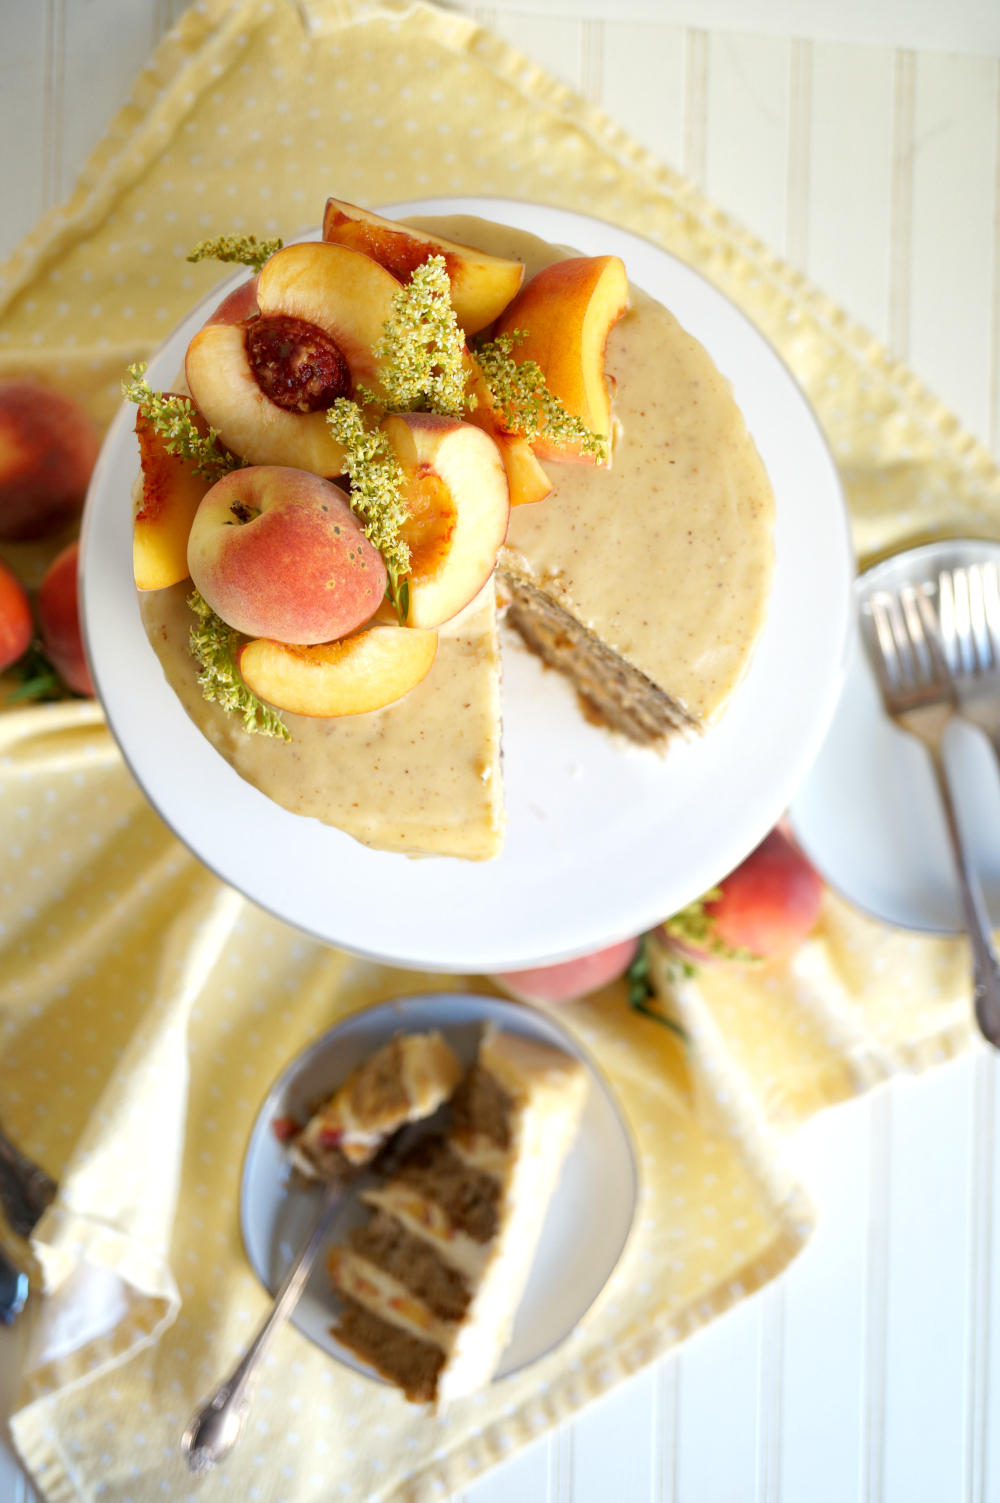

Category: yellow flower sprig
[473, 332, 608, 462]
[325, 399, 411, 624]
[358, 255, 469, 419]
[187, 234, 283, 274]
[188, 592, 290, 741]
[121, 364, 238, 483]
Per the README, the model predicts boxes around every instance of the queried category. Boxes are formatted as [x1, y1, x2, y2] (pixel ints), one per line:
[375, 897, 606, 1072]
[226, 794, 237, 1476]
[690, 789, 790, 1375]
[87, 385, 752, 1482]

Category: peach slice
[238, 623, 438, 717]
[462, 353, 551, 507]
[380, 413, 510, 629]
[185, 242, 403, 475]
[494, 255, 629, 464]
[133, 400, 215, 590]
[323, 198, 524, 336]
[187, 466, 386, 644]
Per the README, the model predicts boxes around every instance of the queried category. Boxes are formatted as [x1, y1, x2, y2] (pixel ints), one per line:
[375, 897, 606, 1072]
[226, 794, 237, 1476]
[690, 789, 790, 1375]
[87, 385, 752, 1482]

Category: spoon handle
[183, 1174, 343, 1474]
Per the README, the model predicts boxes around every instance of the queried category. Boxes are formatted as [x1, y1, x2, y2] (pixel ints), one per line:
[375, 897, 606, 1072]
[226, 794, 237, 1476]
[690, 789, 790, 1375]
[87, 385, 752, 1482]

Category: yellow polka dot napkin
[0, 1, 993, 1499]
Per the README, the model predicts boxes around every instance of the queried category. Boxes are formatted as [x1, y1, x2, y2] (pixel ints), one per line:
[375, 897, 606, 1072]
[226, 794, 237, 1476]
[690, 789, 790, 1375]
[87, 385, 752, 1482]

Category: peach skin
[238, 623, 438, 717]
[380, 413, 510, 629]
[494, 256, 629, 464]
[187, 467, 386, 643]
[323, 198, 524, 336]
[0, 382, 100, 541]
[133, 400, 215, 590]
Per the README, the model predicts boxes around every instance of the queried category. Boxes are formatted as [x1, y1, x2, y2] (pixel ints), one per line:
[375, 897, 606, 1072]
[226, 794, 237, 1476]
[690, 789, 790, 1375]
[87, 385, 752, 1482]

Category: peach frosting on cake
[133, 207, 775, 860]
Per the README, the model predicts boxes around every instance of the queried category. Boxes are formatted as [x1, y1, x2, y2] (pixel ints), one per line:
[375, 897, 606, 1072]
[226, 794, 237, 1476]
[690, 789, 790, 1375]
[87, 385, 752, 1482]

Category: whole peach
[657, 826, 823, 966]
[38, 542, 94, 696]
[187, 466, 387, 643]
[0, 382, 100, 540]
[0, 560, 32, 672]
[493, 937, 639, 1004]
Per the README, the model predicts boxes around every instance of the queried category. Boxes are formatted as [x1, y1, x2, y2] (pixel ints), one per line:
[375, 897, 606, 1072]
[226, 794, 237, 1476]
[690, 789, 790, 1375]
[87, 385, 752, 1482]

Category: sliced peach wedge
[238, 624, 438, 718]
[494, 255, 629, 465]
[133, 399, 215, 590]
[381, 413, 510, 629]
[462, 352, 552, 508]
[322, 198, 524, 337]
[185, 242, 403, 476]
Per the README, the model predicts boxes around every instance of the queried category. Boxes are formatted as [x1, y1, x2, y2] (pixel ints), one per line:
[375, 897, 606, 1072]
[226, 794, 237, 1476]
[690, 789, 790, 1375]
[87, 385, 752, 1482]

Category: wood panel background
[1, 3, 1000, 1501]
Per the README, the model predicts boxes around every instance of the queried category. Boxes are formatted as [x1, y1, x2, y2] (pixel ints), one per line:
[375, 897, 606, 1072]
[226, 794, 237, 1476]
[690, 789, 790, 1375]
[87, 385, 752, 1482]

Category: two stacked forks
[861, 557, 1000, 1045]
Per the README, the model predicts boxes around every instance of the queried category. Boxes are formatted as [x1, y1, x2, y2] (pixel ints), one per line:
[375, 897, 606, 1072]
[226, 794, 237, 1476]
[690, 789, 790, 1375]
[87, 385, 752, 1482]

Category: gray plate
[240, 994, 638, 1386]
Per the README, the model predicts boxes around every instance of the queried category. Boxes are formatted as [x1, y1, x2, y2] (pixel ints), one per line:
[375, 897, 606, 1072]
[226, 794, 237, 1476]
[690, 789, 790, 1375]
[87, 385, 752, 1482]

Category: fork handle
[930, 750, 1000, 1046]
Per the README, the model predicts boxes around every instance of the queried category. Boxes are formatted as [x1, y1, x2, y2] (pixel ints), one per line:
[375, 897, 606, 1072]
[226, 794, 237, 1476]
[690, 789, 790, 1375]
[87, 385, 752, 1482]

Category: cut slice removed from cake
[289, 1030, 462, 1182]
[328, 1024, 589, 1404]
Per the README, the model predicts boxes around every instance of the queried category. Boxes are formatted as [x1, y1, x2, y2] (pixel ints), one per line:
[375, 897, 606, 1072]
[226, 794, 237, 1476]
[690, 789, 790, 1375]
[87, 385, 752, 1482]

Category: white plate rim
[80, 196, 854, 971]
[238, 991, 640, 1385]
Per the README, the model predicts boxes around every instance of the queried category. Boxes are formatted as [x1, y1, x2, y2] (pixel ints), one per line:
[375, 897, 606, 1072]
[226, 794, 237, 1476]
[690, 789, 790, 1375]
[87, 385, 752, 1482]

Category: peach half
[380, 413, 510, 629]
[323, 198, 524, 336]
[187, 466, 386, 644]
[185, 242, 403, 476]
[494, 255, 629, 464]
[238, 623, 438, 718]
[462, 352, 552, 508]
[133, 400, 215, 590]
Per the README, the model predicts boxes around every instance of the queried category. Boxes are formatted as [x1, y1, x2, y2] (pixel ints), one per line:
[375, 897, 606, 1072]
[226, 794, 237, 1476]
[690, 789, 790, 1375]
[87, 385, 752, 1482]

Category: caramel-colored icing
[138, 215, 773, 861]
[139, 581, 504, 859]
[408, 216, 775, 726]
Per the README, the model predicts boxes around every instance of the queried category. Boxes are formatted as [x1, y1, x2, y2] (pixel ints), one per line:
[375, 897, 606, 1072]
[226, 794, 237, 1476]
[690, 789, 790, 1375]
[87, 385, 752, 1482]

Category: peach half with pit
[322, 198, 524, 336]
[187, 466, 386, 644]
[185, 242, 403, 476]
[380, 413, 510, 630]
[133, 399, 215, 591]
[238, 623, 438, 718]
[494, 255, 629, 464]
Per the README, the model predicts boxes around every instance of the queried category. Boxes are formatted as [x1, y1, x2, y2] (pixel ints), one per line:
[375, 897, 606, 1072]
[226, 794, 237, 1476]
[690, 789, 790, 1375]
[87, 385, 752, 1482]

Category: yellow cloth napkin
[0, 1, 994, 1499]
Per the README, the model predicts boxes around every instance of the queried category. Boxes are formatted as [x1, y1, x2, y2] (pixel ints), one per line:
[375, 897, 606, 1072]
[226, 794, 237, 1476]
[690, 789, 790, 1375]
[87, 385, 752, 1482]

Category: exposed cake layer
[139, 579, 505, 858]
[498, 567, 695, 745]
[335, 1296, 444, 1405]
[329, 1026, 588, 1405]
[291, 1031, 461, 1179]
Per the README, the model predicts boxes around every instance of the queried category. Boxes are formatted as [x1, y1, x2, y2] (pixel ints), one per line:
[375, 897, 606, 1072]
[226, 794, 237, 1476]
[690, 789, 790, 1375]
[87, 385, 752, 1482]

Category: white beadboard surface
[3, 4, 1000, 1501]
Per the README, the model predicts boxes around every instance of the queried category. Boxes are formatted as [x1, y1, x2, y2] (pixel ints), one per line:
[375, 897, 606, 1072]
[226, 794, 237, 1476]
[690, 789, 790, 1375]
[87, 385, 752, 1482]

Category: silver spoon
[182, 1173, 342, 1474]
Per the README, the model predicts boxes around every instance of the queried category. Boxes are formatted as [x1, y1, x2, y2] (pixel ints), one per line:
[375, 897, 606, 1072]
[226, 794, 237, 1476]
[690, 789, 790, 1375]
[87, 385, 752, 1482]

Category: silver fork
[862, 582, 1000, 1045]
[937, 561, 1000, 759]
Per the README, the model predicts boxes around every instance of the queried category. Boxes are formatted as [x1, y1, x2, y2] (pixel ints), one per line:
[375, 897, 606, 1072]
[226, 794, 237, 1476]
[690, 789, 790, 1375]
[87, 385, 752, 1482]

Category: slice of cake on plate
[287, 1030, 462, 1182]
[328, 1024, 588, 1404]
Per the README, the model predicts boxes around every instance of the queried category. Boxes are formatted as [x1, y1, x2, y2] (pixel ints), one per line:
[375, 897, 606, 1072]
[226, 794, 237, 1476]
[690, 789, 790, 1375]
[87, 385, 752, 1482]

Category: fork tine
[900, 585, 933, 682]
[968, 564, 991, 669]
[938, 569, 960, 674]
[953, 567, 976, 674]
[886, 590, 917, 684]
[981, 562, 1000, 666]
[870, 593, 903, 691]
